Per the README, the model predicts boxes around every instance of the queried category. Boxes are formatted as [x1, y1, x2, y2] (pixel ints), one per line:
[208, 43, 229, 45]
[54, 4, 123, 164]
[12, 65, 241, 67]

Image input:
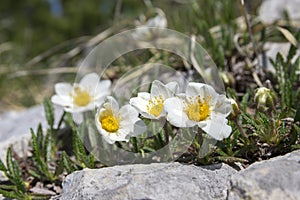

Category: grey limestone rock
[61, 162, 237, 200]
[259, 0, 300, 25]
[228, 150, 300, 200]
[0, 105, 63, 200]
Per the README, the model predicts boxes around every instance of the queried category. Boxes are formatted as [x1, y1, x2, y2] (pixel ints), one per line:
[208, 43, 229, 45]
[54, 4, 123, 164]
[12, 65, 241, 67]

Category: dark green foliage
[0, 148, 30, 199]
[43, 97, 55, 130]
[72, 129, 96, 169]
[295, 104, 300, 123]
[271, 47, 300, 110]
[30, 127, 55, 181]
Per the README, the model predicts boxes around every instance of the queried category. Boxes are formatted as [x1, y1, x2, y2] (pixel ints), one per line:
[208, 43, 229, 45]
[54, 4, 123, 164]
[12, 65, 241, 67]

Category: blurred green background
[0, 0, 263, 111]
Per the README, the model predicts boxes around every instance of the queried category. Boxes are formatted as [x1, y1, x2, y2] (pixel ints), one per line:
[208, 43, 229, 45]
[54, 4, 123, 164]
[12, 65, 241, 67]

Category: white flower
[95, 96, 146, 144]
[146, 13, 167, 28]
[132, 11, 167, 41]
[51, 73, 111, 113]
[164, 82, 232, 140]
[129, 80, 179, 120]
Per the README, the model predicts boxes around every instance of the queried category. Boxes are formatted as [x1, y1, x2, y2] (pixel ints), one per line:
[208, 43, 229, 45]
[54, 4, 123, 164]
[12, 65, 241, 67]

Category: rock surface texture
[259, 0, 300, 25]
[60, 150, 300, 200]
[228, 150, 300, 200]
[61, 162, 236, 200]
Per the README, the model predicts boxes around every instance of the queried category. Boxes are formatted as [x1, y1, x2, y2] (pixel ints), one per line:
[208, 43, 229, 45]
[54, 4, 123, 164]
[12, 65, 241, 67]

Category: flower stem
[197, 127, 203, 147]
[56, 111, 66, 130]
[163, 122, 169, 144]
[131, 137, 139, 153]
[234, 118, 248, 139]
[268, 110, 277, 136]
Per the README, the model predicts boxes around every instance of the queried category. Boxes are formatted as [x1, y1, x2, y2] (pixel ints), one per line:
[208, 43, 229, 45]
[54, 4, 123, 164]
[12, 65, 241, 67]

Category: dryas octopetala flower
[164, 82, 232, 140]
[51, 73, 111, 113]
[129, 80, 179, 120]
[132, 10, 167, 41]
[95, 96, 146, 144]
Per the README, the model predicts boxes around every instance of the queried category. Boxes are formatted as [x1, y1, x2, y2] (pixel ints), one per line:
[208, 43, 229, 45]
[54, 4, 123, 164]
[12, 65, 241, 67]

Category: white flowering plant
[48, 70, 234, 160]
[1, 2, 300, 199]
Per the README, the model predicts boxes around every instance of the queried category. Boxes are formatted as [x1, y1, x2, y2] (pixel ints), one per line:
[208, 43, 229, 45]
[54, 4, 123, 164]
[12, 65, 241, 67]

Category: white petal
[102, 135, 116, 144]
[165, 81, 179, 94]
[79, 73, 100, 91]
[151, 80, 173, 99]
[129, 95, 149, 114]
[164, 97, 194, 127]
[147, 15, 167, 28]
[186, 82, 205, 97]
[72, 113, 84, 124]
[130, 93, 164, 119]
[104, 96, 119, 113]
[137, 92, 151, 100]
[94, 96, 107, 108]
[119, 105, 146, 135]
[94, 80, 111, 99]
[119, 105, 139, 120]
[199, 112, 232, 140]
[140, 111, 160, 119]
[65, 106, 90, 113]
[55, 83, 72, 96]
[51, 95, 71, 107]
[187, 82, 218, 105]
[131, 119, 147, 136]
[108, 130, 128, 143]
[213, 95, 232, 116]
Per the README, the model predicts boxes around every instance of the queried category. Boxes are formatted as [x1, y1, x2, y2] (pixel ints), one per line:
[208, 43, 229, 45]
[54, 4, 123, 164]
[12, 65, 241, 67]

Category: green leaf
[43, 97, 54, 128]
[294, 104, 300, 123]
[142, 146, 155, 153]
[291, 144, 300, 150]
[36, 123, 44, 150]
[6, 147, 14, 176]
[0, 189, 20, 199]
[241, 113, 260, 130]
[11, 161, 26, 193]
[31, 129, 50, 178]
[43, 131, 52, 164]
[287, 44, 297, 62]
[28, 169, 42, 179]
[0, 159, 6, 171]
[61, 151, 76, 174]
[54, 158, 64, 176]
[4, 148, 26, 193]
[241, 93, 249, 112]
[65, 113, 76, 132]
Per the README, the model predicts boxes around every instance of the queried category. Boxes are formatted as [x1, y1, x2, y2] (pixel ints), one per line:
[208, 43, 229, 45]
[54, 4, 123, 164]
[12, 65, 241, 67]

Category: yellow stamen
[146, 95, 164, 117]
[99, 109, 119, 133]
[185, 96, 210, 121]
[72, 87, 91, 107]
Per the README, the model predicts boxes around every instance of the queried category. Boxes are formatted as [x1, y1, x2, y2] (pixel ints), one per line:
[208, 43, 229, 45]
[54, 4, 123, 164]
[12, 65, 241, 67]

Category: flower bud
[229, 98, 241, 119]
[254, 87, 277, 111]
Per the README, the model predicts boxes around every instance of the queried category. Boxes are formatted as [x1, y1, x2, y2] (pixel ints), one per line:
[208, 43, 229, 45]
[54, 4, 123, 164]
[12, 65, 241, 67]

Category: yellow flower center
[72, 87, 91, 107]
[185, 96, 210, 122]
[99, 109, 120, 133]
[146, 95, 165, 117]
